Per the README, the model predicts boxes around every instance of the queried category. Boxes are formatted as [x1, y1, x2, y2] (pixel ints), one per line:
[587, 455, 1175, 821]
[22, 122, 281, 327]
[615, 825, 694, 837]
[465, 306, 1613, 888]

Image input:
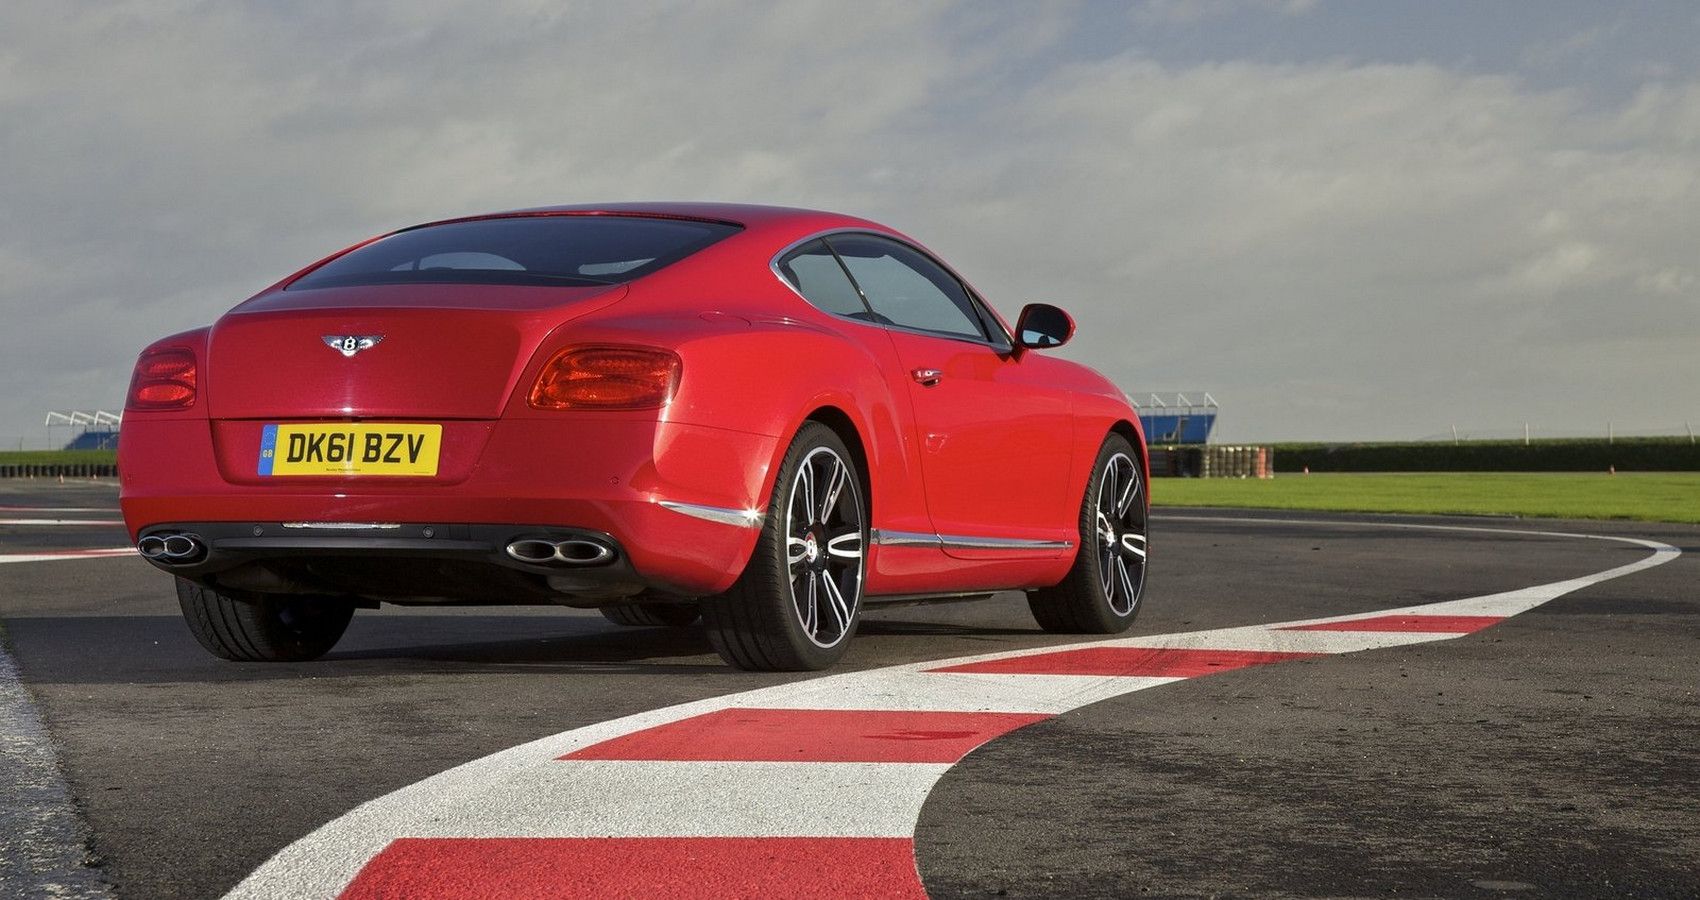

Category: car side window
[826, 234, 988, 341]
[776, 240, 870, 319]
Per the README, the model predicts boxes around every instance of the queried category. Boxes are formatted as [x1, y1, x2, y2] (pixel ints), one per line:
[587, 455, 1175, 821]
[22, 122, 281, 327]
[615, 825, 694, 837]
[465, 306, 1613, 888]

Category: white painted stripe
[0, 540, 142, 895]
[1099, 624, 1461, 655]
[0, 507, 118, 514]
[226, 522, 1680, 900]
[306, 761, 947, 841]
[0, 549, 133, 566]
[0, 614, 116, 898]
[0, 519, 126, 527]
[738, 670, 1182, 715]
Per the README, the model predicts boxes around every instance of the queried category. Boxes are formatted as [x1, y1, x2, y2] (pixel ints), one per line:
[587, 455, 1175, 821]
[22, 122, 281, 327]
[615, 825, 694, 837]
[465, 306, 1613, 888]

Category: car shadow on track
[857, 619, 1045, 638]
[2, 612, 1054, 685]
[0, 614, 735, 683]
[330, 623, 726, 671]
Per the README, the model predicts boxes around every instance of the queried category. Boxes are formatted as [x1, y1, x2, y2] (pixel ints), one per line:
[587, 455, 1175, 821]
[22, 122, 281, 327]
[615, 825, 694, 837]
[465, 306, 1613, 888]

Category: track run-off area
[1, 479, 1696, 898]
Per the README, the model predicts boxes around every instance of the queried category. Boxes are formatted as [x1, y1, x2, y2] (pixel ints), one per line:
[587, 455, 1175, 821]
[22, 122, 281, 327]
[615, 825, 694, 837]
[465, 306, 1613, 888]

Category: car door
[825, 233, 1076, 558]
[771, 238, 938, 548]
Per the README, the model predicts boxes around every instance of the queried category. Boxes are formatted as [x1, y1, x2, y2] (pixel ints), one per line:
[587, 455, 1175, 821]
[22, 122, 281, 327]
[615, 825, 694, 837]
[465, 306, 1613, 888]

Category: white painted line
[0, 507, 119, 514]
[0, 542, 129, 897]
[739, 669, 1182, 714]
[1092, 624, 1461, 655]
[0, 519, 126, 527]
[0, 549, 133, 566]
[324, 760, 949, 840]
[227, 521, 1680, 899]
[0, 627, 115, 898]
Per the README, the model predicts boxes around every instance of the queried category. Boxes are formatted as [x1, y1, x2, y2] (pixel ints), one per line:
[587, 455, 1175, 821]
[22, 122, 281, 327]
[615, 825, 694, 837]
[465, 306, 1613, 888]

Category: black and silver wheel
[1027, 432, 1148, 633]
[599, 601, 701, 628]
[175, 577, 355, 662]
[704, 421, 866, 671]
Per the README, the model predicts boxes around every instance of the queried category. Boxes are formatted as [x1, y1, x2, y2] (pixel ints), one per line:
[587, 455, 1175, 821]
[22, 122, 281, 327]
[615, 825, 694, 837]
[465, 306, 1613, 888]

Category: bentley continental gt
[119, 203, 1149, 671]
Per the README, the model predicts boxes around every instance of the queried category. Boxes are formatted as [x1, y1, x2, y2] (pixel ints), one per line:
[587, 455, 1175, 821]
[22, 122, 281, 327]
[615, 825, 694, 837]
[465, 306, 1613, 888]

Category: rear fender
[505, 311, 920, 536]
[673, 322, 917, 533]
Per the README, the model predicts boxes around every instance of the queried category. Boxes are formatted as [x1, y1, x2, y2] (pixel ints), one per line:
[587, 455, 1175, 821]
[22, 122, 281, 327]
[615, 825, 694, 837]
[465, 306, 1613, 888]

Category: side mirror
[1015, 303, 1075, 349]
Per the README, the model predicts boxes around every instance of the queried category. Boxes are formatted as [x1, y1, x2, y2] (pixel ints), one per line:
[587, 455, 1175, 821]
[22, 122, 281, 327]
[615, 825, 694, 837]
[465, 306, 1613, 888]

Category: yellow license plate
[258, 424, 441, 477]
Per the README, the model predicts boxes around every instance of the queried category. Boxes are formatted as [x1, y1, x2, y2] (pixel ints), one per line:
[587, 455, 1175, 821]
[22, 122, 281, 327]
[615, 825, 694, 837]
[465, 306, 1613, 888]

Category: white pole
[1451, 424, 1459, 445]
[1524, 422, 1530, 446]
[1688, 422, 1695, 445]
[1608, 421, 1613, 444]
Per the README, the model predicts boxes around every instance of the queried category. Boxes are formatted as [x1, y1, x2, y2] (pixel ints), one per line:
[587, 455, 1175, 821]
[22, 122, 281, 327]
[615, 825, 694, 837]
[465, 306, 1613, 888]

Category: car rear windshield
[288, 215, 741, 290]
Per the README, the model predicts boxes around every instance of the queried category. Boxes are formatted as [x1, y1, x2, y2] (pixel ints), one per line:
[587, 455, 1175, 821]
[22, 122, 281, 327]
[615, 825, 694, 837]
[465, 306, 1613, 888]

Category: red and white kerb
[222, 521, 1677, 900]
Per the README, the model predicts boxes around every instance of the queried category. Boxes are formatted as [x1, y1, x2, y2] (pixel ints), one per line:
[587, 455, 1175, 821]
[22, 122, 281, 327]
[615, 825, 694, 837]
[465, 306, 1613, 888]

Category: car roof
[450, 202, 878, 231]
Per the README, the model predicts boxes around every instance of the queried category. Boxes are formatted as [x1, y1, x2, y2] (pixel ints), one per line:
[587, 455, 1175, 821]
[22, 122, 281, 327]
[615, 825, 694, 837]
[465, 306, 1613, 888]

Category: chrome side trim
[869, 529, 1071, 552]
[868, 529, 940, 548]
[657, 500, 764, 528]
[938, 534, 1074, 551]
[281, 522, 402, 530]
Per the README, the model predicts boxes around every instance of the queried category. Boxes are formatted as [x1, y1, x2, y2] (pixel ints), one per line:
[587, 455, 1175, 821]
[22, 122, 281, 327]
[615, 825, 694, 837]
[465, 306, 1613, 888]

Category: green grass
[1151, 472, 1700, 524]
[0, 449, 117, 466]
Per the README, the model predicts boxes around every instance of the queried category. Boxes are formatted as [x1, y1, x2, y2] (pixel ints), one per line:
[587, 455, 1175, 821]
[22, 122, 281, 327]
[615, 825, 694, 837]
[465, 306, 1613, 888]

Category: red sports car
[119, 203, 1149, 671]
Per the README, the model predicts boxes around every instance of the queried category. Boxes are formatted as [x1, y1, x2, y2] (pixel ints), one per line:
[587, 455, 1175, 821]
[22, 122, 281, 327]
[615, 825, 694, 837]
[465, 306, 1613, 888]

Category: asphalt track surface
[1, 479, 1696, 898]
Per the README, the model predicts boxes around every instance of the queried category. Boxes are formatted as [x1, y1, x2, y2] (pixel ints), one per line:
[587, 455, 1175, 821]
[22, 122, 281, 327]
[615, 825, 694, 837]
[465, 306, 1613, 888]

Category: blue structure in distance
[63, 428, 120, 450]
[1133, 392, 1218, 445]
[45, 410, 122, 451]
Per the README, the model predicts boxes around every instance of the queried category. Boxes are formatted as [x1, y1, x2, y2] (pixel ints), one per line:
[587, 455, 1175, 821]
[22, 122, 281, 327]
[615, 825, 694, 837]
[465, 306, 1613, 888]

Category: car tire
[599, 602, 701, 627]
[704, 421, 867, 671]
[176, 577, 355, 662]
[1027, 432, 1148, 633]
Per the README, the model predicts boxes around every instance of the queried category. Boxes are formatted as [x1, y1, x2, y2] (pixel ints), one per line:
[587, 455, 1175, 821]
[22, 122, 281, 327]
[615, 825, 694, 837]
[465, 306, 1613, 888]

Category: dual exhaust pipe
[138, 533, 205, 565]
[505, 538, 616, 567]
[141, 531, 612, 569]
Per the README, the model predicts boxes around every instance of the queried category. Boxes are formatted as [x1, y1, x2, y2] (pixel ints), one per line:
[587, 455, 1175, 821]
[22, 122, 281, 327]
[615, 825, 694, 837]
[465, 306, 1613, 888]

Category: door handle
[911, 368, 944, 386]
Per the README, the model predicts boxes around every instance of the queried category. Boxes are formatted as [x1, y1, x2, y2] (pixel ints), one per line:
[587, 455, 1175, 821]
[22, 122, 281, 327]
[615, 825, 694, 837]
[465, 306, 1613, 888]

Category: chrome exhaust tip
[162, 534, 201, 559]
[553, 540, 615, 565]
[140, 533, 205, 564]
[505, 537, 617, 567]
[505, 539, 560, 564]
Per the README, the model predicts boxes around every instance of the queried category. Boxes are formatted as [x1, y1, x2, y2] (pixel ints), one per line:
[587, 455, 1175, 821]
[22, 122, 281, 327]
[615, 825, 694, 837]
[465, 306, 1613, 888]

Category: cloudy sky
[3, 0, 1696, 445]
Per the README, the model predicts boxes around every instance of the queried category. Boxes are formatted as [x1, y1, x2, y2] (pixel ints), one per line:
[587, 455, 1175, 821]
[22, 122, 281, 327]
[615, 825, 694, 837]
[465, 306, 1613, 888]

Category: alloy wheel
[784, 446, 864, 648]
[1095, 451, 1148, 616]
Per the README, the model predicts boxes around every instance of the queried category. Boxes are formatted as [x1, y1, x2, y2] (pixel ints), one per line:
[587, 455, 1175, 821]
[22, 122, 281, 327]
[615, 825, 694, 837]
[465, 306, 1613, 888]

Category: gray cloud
[1134, 0, 1320, 26]
[1, 1, 1696, 446]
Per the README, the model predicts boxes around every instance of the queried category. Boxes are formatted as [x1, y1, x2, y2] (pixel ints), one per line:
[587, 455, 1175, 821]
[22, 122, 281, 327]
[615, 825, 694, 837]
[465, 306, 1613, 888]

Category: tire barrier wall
[0, 464, 118, 479]
[1149, 445, 1271, 479]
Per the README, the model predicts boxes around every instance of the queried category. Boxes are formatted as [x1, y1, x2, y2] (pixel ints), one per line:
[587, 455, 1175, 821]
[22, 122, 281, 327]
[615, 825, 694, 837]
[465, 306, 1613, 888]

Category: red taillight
[528, 346, 682, 410]
[127, 348, 197, 410]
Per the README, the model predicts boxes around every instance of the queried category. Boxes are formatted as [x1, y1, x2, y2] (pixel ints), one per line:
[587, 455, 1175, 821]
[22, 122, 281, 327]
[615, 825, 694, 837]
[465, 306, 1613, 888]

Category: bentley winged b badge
[323, 335, 384, 357]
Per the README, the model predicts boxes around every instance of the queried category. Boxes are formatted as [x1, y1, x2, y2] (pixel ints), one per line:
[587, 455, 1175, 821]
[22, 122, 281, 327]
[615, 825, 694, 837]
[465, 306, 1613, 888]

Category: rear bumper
[135, 521, 656, 605]
[119, 417, 779, 598]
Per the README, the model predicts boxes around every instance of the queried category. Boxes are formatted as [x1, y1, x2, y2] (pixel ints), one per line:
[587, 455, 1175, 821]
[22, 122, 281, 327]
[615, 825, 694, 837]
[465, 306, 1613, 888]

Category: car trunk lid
[205, 283, 624, 420]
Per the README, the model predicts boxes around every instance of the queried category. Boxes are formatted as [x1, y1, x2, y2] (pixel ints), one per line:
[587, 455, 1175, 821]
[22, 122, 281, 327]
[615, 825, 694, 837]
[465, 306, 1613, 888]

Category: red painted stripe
[339, 837, 925, 900]
[1281, 614, 1505, 633]
[561, 708, 1048, 764]
[929, 646, 1318, 677]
